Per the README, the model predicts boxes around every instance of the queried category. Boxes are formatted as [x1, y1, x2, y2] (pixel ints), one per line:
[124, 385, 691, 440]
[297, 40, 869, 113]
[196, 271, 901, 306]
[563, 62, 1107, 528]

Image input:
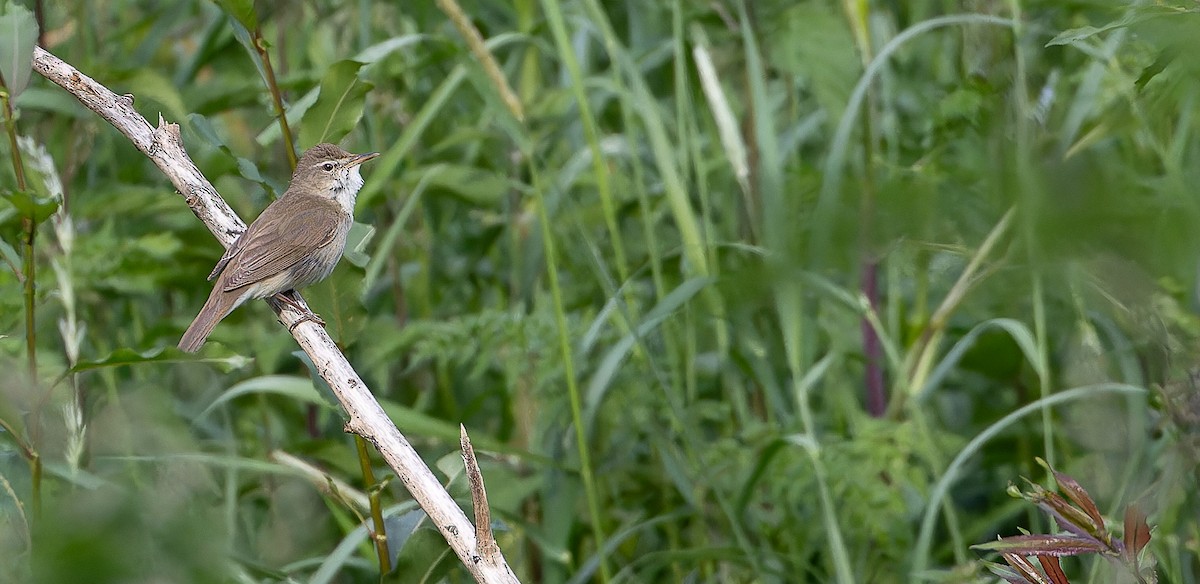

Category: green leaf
[188, 113, 274, 195]
[342, 221, 374, 267]
[1, 188, 58, 225]
[0, 1, 37, 98]
[197, 375, 330, 419]
[214, 0, 257, 31]
[125, 69, 188, 121]
[299, 60, 373, 149]
[68, 346, 251, 374]
[970, 533, 1107, 557]
[256, 34, 429, 147]
[583, 277, 712, 434]
[0, 236, 17, 271]
[416, 163, 511, 206]
[1045, 6, 1184, 47]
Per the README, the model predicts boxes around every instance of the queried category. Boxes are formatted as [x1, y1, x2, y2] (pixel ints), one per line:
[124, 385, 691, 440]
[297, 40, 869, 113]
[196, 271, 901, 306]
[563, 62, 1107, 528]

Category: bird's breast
[287, 216, 352, 289]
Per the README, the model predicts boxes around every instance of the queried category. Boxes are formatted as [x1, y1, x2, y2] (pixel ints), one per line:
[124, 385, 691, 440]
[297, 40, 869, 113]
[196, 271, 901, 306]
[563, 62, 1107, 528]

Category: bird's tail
[178, 289, 242, 353]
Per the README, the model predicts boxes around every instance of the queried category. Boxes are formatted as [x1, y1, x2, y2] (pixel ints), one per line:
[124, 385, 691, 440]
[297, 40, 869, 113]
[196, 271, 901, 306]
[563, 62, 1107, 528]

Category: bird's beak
[349, 152, 380, 167]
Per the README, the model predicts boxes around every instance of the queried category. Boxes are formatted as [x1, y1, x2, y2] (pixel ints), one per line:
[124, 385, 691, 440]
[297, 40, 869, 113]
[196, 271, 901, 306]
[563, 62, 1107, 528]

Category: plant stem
[1, 88, 34, 382]
[355, 435, 391, 576]
[253, 28, 297, 170]
[527, 159, 610, 583]
[1, 84, 42, 524]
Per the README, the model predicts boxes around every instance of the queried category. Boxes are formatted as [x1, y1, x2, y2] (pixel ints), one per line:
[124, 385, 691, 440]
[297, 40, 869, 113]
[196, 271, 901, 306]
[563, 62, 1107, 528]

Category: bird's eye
[321, 162, 335, 172]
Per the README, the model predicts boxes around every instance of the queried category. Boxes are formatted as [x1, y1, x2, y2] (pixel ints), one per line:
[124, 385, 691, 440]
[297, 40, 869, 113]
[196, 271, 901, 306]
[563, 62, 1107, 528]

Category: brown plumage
[178, 143, 379, 352]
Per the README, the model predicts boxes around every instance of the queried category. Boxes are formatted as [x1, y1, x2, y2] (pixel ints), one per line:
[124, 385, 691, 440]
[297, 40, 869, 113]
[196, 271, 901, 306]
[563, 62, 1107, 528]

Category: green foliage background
[1, 0, 1199, 582]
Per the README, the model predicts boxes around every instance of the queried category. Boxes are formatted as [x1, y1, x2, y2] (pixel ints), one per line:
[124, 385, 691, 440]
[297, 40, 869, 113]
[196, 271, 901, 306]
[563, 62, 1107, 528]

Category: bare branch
[31, 45, 519, 584]
[460, 424, 499, 561]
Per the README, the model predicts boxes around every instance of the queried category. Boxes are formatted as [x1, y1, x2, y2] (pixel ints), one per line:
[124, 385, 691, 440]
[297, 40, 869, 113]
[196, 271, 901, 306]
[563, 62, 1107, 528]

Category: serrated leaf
[1, 188, 58, 225]
[215, 0, 257, 31]
[299, 60, 372, 148]
[0, 1, 37, 98]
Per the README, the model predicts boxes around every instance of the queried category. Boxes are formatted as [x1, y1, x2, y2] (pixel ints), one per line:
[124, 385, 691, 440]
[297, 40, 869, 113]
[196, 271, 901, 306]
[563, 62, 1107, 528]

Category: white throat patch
[333, 164, 365, 213]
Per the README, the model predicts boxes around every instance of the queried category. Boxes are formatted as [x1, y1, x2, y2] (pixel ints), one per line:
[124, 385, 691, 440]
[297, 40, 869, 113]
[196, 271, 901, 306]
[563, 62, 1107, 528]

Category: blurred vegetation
[1, 0, 1199, 582]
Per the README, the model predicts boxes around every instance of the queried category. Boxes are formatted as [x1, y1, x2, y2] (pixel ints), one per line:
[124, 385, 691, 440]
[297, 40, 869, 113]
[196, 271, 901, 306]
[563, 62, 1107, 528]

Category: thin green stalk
[354, 435, 391, 576]
[576, 0, 726, 354]
[1, 88, 34, 382]
[253, 28, 297, 169]
[777, 284, 854, 584]
[0, 415, 39, 519]
[903, 207, 1015, 410]
[532, 161, 609, 582]
[539, 0, 636, 335]
[527, 159, 609, 582]
[1, 84, 41, 520]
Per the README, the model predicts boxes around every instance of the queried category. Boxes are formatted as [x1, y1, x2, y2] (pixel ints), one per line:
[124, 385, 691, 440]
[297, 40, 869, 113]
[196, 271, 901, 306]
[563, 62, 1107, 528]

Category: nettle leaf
[2, 188, 58, 225]
[299, 60, 373, 149]
[214, 0, 257, 32]
[0, 1, 37, 98]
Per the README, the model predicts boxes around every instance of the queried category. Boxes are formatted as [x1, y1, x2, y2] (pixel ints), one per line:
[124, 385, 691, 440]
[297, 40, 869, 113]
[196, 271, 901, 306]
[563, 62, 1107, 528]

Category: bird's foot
[274, 291, 326, 331]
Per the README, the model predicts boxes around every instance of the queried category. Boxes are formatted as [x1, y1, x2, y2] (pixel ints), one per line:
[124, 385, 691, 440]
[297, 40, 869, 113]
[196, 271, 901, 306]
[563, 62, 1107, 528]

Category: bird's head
[293, 143, 380, 212]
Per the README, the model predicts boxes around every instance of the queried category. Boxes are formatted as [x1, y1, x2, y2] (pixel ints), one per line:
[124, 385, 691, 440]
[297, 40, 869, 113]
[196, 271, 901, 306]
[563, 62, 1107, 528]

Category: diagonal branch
[30, 45, 519, 584]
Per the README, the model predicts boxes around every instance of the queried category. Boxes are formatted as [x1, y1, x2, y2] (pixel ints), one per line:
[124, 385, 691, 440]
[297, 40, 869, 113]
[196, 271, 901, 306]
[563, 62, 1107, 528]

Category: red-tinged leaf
[1038, 555, 1070, 584]
[1047, 464, 1106, 533]
[1037, 491, 1103, 538]
[1002, 553, 1052, 584]
[1123, 504, 1152, 560]
[973, 533, 1107, 557]
[981, 560, 1036, 584]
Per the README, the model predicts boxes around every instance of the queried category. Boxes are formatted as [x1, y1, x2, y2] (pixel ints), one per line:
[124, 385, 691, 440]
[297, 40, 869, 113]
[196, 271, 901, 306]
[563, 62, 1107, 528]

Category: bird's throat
[332, 165, 365, 213]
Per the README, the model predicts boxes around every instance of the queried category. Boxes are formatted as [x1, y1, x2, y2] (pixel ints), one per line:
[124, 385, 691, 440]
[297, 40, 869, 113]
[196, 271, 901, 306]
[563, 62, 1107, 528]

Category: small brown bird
[178, 143, 379, 352]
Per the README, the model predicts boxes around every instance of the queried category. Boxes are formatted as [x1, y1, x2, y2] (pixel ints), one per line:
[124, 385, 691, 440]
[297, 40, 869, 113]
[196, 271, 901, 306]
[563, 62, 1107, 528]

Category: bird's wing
[220, 199, 345, 292]
[208, 229, 247, 280]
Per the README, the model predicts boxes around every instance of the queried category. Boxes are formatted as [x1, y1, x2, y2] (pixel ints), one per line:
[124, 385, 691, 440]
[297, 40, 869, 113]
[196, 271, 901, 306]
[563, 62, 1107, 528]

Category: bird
[178, 143, 379, 353]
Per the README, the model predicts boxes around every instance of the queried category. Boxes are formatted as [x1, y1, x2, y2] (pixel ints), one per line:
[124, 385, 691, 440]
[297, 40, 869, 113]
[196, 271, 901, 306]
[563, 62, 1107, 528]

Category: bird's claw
[287, 311, 326, 332]
[274, 291, 326, 331]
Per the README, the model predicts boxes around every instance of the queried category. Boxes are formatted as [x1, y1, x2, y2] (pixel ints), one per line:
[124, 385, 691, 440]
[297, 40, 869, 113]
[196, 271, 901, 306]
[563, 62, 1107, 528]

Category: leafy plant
[974, 459, 1155, 584]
